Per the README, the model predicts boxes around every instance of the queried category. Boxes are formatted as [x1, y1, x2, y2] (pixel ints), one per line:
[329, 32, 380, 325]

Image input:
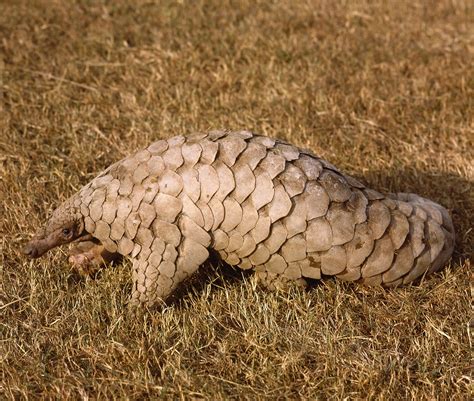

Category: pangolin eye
[62, 228, 71, 236]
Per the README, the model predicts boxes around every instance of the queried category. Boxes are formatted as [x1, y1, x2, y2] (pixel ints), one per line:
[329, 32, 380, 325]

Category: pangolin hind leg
[254, 257, 309, 291]
[255, 270, 308, 291]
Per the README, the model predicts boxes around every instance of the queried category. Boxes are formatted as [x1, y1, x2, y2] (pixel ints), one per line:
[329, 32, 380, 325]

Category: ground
[0, 0, 472, 399]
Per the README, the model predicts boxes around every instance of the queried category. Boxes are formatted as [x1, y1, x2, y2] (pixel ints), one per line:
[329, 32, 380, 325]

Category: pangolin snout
[23, 242, 40, 258]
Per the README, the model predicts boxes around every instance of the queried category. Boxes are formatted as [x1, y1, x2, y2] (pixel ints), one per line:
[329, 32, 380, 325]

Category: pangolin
[23, 130, 455, 305]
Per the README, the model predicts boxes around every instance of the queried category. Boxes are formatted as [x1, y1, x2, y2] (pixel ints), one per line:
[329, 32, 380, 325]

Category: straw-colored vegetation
[1, 0, 471, 399]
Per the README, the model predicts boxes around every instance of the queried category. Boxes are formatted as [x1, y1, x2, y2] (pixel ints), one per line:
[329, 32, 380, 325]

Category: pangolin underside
[23, 131, 455, 305]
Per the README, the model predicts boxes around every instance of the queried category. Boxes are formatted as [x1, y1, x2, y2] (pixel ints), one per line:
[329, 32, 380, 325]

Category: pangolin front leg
[23, 130, 455, 307]
[68, 239, 121, 276]
[129, 215, 211, 305]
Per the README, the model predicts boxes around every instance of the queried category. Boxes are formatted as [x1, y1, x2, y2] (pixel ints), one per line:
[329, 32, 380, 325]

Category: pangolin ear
[75, 218, 85, 236]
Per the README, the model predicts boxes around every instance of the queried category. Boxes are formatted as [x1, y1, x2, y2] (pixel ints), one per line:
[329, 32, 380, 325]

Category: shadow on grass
[165, 250, 253, 309]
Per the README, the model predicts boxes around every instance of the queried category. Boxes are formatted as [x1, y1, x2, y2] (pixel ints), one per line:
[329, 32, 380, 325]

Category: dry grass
[1, 0, 472, 399]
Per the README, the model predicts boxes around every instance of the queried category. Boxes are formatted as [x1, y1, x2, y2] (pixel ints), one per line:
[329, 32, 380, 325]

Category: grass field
[1, 0, 472, 399]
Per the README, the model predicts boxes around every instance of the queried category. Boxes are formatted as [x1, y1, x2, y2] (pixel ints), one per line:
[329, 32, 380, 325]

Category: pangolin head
[23, 198, 86, 259]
